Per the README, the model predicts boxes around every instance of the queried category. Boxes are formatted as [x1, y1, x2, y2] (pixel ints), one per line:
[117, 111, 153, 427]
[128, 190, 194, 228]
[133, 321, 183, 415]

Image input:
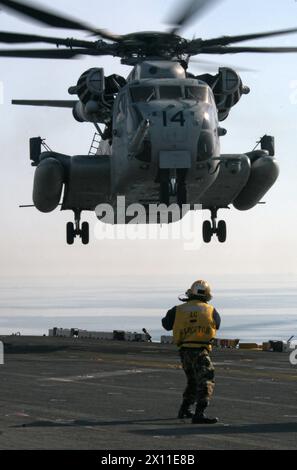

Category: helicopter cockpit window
[185, 86, 208, 101]
[130, 86, 156, 102]
[159, 86, 182, 100]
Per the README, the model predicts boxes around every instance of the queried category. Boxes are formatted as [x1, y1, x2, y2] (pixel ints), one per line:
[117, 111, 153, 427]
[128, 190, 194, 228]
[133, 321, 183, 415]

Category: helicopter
[1, 0, 297, 244]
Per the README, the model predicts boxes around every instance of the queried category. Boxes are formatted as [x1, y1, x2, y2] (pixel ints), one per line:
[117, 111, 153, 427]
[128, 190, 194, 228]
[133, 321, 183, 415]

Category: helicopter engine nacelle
[205, 68, 250, 121]
[71, 67, 105, 104]
[72, 100, 105, 123]
[69, 67, 110, 123]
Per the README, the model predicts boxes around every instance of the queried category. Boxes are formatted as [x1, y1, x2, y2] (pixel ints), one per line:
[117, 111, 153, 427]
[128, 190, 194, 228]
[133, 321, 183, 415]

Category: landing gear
[217, 220, 227, 243]
[159, 169, 187, 207]
[160, 181, 171, 205]
[81, 221, 89, 245]
[66, 222, 75, 245]
[177, 182, 187, 206]
[202, 208, 227, 243]
[159, 169, 170, 205]
[176, 169, 187, 207]
[202, 220, 212, 243]
[66, 210, 89, 245]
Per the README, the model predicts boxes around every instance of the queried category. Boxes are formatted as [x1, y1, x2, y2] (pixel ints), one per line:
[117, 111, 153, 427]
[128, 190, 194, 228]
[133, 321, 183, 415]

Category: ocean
[0, 275, 296, 344]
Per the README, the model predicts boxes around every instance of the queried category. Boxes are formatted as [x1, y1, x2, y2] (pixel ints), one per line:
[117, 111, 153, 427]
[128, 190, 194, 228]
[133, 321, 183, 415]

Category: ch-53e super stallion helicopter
[1, 0, 297, 244]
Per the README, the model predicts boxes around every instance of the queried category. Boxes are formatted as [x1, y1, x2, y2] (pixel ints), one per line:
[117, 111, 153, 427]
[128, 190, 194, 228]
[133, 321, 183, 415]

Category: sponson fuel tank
[33, 152, 111, 213]
[33, 156, 65, 212]
[233, 153, 279, 210]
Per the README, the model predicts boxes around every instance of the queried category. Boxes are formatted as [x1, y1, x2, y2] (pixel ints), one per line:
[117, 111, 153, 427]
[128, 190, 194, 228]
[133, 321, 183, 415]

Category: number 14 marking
[162, 110, 186, 127]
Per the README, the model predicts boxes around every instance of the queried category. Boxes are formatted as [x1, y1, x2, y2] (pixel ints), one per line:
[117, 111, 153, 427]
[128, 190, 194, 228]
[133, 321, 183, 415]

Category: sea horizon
[0, 274, 296, 343]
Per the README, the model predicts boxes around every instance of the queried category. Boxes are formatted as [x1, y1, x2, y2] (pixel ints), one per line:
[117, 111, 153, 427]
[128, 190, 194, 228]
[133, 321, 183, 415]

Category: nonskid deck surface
[0, 336, 296, 450]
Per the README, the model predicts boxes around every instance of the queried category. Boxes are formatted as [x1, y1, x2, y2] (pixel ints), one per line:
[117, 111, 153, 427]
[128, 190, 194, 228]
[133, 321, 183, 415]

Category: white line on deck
[44, 368, 158, 383]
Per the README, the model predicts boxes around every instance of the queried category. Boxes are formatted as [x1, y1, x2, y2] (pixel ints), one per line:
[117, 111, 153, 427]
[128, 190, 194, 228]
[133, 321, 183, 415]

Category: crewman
[162, 280, 221, 424]
[142, 328, 152, 342]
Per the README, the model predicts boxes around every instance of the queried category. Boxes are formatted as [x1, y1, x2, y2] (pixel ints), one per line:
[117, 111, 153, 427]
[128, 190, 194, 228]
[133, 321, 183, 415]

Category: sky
[0, 0, 296, 287]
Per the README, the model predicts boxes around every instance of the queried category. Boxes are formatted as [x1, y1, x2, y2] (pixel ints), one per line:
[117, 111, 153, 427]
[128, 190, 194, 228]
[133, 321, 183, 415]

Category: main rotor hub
[116, 31, 188, 59]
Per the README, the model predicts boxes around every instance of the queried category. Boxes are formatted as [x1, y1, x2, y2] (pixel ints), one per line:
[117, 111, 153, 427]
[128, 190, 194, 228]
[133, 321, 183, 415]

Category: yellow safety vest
[173, 300, 217, 351]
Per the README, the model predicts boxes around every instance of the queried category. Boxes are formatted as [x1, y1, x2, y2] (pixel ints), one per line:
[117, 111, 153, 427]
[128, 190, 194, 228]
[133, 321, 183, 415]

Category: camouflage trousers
[179, 348, 215, 411]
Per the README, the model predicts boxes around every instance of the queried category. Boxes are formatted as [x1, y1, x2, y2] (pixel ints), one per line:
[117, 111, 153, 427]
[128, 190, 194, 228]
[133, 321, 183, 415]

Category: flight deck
[0, 336, 296, 450]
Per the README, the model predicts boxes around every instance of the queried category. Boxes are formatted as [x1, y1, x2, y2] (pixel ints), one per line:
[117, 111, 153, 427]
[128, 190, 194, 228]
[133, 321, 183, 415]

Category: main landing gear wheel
[66, 222, 75, 245]
[66, 210, 90, 245]
[202, 208, 227, 243]
[217, 220, 227, 243]
[202, 220, 212, 243]
[81, 221, 89, 245]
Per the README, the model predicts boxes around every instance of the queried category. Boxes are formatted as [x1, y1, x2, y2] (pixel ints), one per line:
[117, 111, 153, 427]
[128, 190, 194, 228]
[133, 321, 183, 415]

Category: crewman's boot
[177, 400, 194, 419]
[192, 412, 218, 424]
[192, 403, 218, 424]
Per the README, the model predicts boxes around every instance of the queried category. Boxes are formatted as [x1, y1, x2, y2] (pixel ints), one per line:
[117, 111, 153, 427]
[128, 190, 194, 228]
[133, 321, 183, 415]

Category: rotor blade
[0, 48, 81, 58]
[0, 31, 94, 47]
[12, 99, 77, 107]
[167, 0, 220, 35]
[0, 48, 107, 58]
[200, 27, 297, 47]
[189, 57, 256, 72]
[0, 0, 119, 41]
[199, 45, 297, 54]
[19, 203, 62, 207]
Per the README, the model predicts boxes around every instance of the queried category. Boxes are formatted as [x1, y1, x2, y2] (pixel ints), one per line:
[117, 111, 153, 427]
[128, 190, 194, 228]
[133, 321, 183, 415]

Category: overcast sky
[0, 0, 296, 286]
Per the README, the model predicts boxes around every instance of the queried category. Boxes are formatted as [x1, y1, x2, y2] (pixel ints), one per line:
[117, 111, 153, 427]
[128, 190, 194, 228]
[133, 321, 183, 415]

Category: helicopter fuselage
[28, 59, 279, 243]
[111, 66, 220, 207]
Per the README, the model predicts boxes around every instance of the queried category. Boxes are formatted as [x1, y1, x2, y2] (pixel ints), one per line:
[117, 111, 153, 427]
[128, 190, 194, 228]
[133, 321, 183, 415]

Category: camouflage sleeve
[162, 306, 176, 331]
[213, 308, 221, 330]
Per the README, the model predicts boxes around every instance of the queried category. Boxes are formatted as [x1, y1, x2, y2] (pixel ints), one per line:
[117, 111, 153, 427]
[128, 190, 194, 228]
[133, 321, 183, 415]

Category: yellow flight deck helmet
[186, 280, 212, 301]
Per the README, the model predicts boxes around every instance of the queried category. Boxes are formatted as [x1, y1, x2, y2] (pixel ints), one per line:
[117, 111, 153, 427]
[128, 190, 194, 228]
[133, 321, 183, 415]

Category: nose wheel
[66, 210, 89, 245]
[203, 208, 227, 243]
